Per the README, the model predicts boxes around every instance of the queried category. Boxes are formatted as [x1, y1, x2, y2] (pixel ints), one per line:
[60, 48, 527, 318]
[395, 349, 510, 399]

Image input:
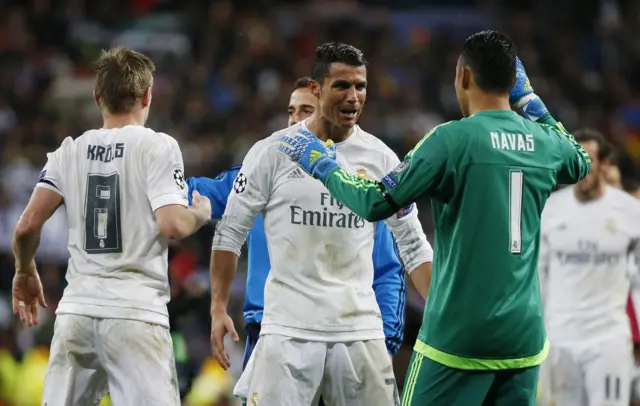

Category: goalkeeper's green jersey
[323, 110, 591, 370]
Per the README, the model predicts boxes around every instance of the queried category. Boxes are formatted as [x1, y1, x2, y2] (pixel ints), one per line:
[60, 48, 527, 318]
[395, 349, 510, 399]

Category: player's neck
[468, 94, 512, 116]
[102, 112, 145, 130]
[574, 183, 606, 202]
[306, 116, 353, 143]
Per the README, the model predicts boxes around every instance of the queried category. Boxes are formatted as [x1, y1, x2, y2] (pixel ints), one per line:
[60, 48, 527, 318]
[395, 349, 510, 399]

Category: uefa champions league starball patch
[234, 172, 248, 194]
[173, 168, 185, 190]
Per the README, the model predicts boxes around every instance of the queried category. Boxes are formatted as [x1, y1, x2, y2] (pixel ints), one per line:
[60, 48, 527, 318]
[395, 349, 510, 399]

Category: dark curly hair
[461, 30, 518, 93]
[311, 42, 368, 84]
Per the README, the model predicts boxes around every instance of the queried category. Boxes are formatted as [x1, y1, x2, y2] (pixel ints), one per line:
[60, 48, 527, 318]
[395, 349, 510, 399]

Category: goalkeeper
[279, 30, 591, 405]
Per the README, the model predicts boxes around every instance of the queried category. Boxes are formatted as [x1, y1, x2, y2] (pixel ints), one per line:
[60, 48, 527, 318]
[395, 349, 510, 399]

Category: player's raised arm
[509, 57, 591, 184]
[147, 136, 211, 240]
[210, 140, 274, 369]
[547, 123, 591, 184]
[186, 166, 240, 220]
[279, 126, 450, 223]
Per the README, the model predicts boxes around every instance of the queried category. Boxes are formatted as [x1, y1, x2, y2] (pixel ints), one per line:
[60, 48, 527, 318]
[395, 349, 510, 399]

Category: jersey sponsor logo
[287, 168, 305, 180]
[382, 174, 398, 190]
[556, 240, 622, 266]
[87, 143, 124, 162]
[396, 203, 414, 219]
[173, 168, 185, 190]
[290, 192, 366, 228]
[37, 169, 47, 182]
[234, 172, 248, 194]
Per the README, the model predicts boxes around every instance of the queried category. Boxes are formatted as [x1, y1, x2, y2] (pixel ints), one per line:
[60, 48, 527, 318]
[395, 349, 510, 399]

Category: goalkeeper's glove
[279, 129, 338, 182]
[509, 57, 549, 121]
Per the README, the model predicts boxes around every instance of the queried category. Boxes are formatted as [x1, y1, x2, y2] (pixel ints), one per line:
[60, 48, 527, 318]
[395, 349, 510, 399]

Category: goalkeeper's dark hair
[312, 42, 368, 84]
[573, 128, 612, 161]
[461, 30, 517, 93]
[292, 76, 311, 91]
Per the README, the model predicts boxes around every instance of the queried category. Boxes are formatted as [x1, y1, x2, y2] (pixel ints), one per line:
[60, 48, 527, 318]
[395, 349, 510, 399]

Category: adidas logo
[287, 168, 305, 180]
[309, 150, 324, 165]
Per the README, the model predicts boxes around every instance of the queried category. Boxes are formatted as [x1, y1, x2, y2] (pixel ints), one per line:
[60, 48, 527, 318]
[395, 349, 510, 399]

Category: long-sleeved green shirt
[323, 110, 590, 369]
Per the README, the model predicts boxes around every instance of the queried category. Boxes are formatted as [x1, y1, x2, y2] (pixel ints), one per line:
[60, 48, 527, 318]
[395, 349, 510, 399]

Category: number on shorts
[509, 170, 523, 254]
[605, 375, 621, 400]
[84, 172, 122, 254]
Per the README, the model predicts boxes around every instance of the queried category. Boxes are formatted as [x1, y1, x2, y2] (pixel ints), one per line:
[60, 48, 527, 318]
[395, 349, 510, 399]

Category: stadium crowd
[1, 0, 640, 404]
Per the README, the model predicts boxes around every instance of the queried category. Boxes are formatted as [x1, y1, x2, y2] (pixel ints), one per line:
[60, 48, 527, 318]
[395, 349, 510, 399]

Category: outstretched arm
[325, 126, 450, 222]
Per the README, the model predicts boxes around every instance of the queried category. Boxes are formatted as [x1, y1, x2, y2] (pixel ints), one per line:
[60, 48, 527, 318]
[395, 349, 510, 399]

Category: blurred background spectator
[1, 0, 639, 404]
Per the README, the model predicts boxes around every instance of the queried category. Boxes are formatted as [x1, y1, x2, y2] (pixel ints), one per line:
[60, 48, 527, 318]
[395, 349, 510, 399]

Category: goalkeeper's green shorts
[401, 351, 539, 406]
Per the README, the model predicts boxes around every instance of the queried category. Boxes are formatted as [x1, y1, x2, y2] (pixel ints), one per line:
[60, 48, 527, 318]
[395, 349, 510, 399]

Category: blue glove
[510, 57, 549, 122]
[279, 129, 339, 182]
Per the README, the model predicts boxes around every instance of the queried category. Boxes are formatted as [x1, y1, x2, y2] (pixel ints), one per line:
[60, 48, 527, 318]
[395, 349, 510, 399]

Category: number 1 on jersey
[509, 170, 523, 254]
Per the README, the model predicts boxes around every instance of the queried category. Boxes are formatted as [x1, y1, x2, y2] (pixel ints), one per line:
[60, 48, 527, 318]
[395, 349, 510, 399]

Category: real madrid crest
[604, 219, 616, 234]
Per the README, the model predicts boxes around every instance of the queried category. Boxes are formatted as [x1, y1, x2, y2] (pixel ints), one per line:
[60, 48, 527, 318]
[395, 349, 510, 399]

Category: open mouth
[340, 109, 358, 119]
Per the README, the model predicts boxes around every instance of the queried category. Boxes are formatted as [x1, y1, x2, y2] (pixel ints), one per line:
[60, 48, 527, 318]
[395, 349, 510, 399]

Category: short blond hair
[94, 47, 155, 114]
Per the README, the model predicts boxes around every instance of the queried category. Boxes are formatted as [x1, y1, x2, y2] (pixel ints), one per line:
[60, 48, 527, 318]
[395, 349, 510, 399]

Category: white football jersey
[540, 185, 640, 344]
[213, 122, 432, 342]
[35, 125, 188, 327]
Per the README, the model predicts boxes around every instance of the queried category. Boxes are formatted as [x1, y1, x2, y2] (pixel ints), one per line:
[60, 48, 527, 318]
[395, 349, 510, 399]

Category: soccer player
[11, 48, 211, 405]
[540, 128, 640, 406]
[187, 76, 408, 376]
[210, 43, 434, 405]
[279, 30, 591, 405]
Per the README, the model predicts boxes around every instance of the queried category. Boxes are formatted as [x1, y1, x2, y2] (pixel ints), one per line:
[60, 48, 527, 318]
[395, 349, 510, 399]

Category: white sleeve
[35, 137, 72, 197]
[381, 153, 433, 273]
[146, 135, 189, 211]
[211, 140, 276, 256]
[627, 207, 640, 289]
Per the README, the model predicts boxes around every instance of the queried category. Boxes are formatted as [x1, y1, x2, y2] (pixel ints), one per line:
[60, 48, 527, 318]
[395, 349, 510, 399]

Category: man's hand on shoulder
[278, 129, 339, 182]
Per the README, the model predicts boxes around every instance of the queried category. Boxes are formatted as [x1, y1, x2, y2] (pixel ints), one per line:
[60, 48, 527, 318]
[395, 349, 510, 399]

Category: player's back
[419, 110, 589, 365]
[39, 125, 187, 327]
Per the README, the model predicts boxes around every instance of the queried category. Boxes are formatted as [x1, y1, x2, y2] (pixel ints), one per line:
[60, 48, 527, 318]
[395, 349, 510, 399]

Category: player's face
[575, 140, 605, 195]
[454, 57, 470, 117]
[288, 88, 316, 126]
[316, 63, 367, 129]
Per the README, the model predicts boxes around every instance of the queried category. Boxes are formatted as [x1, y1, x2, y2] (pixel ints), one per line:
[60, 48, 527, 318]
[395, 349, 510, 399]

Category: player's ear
[309, 80, 321, 99]
[141, 87, 151, 108]
[93, 90, 100, 109]
[461, 66, 471, 90]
